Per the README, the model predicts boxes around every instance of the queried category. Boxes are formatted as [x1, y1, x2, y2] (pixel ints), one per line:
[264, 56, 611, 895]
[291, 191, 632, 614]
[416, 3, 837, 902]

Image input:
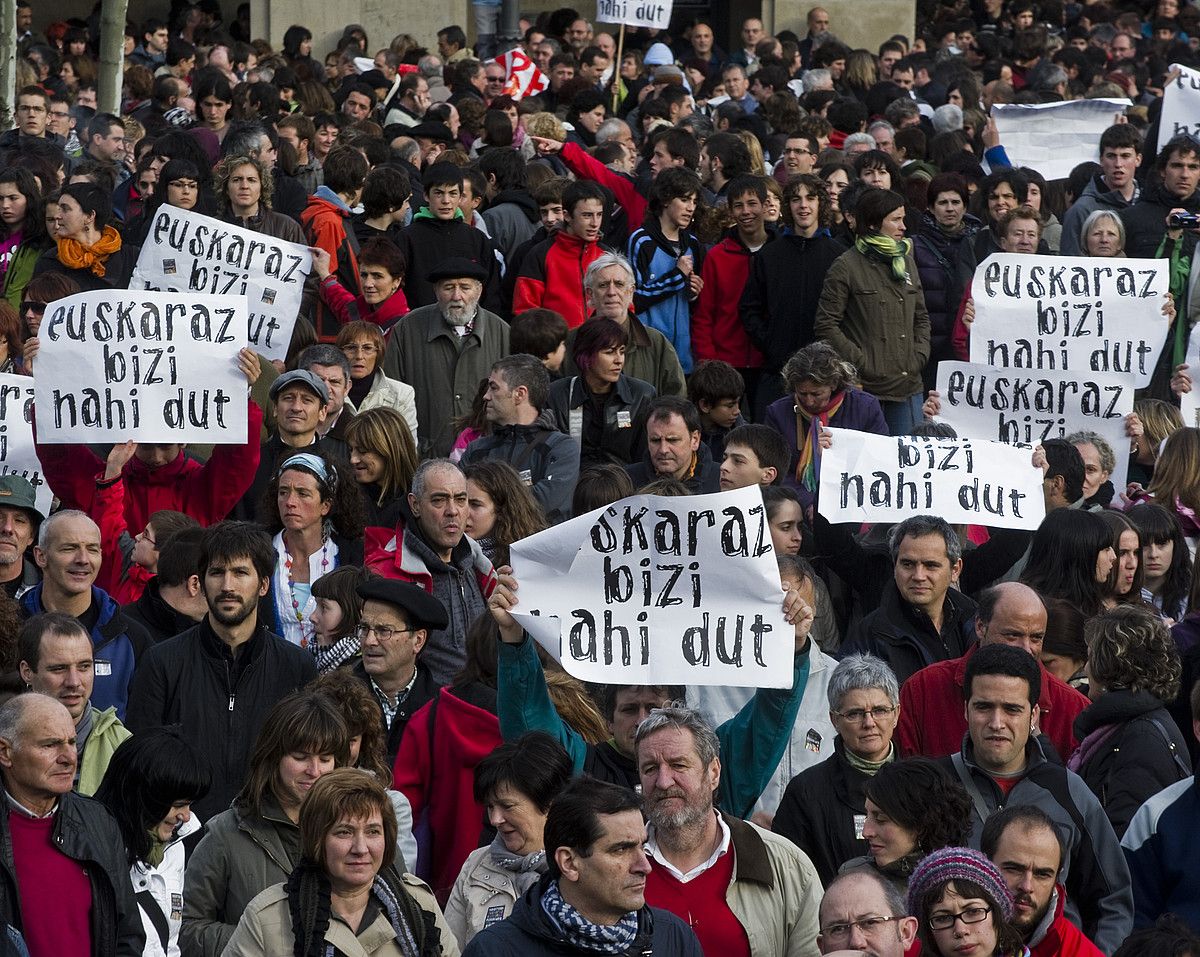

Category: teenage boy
[511, 308, 570, 375]
[512, 180, 608, 328]
[718, 423, 789, 491]
[627, 168, 706, 372]
[692, 174, 773, 414]
[688, 360, 746, 462]
[397, 161, 503, 311]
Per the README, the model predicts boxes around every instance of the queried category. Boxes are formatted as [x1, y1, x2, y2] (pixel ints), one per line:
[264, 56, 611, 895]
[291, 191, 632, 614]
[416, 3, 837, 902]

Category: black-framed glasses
[822, 915, 900, 940]
[929, 906, 991, 931]
[831, 705, 898, 724]
[354, 622, 415, 642]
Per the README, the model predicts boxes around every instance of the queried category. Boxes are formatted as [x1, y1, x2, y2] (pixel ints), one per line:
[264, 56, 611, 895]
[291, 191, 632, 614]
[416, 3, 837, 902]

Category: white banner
[596, 0, 673, 31]
[1180, 325, 1200, 427]
[0, 373, 51, 517]
[35, 290, 248, 444]
[990, 98, 1129, 181]
[935, 360, 1134, 490]
[130, 205, 310, 362]
[818, 428, 1045, 530]
[1158, 63, 1200, 154]
[509, 486, 792, 687]
[969, 253, 1169, 390]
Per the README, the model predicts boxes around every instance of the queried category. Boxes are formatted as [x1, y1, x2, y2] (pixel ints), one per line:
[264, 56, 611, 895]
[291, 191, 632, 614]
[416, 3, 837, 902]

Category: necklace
[283, 532, 329, 644]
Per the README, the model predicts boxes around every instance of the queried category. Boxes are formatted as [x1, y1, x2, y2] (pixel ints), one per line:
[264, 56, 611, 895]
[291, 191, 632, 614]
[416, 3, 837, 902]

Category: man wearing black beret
[351, 578, 448, 762]
[383, 253, 511, 457]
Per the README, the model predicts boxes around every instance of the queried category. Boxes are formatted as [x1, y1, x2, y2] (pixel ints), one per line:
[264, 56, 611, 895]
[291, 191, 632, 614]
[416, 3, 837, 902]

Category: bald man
[896, 581, 1090, 758]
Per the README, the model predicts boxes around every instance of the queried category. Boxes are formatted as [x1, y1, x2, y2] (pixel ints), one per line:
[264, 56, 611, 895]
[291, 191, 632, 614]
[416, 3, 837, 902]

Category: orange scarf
[57, 225, 122, 277]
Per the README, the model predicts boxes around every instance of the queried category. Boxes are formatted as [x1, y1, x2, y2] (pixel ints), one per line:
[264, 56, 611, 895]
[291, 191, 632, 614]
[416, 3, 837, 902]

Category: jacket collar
[719, 810, 775, 888]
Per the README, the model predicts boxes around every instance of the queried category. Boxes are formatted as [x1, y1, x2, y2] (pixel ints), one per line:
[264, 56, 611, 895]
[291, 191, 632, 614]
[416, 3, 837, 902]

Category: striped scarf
[795, 390, 846, 492]
[541, 879, 639, 953]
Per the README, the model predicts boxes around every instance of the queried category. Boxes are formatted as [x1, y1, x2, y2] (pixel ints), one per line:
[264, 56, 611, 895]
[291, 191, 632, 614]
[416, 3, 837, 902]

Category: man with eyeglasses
[351, 577, 447, 762]
[775, 135, 818, 182]
[896, 581, 1089, 760]
[817, 869, 917, 957]
[0, 87, 65, 153]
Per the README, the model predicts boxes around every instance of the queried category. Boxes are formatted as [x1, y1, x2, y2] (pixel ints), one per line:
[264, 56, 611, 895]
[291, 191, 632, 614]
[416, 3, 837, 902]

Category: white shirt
[646, 811, 731, 883]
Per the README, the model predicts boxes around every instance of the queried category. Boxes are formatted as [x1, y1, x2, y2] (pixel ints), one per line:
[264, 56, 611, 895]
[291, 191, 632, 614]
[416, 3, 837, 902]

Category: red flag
[496, 48, 549, 100]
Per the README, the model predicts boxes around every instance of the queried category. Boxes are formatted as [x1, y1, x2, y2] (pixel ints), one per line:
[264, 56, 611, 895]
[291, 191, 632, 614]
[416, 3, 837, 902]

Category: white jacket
[689, 640, 837, 816]
[353, 371, 420, 446]
[133, 814, 201, 957]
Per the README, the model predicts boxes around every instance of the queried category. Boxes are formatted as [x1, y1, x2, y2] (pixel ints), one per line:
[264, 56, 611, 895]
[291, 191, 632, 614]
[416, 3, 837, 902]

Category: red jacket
[512, 229, 604, 328]
[92, 478, 152, 604]
[691, 232, 766, 368]
[896, 642, 1090, 759]
[393, 686, 501, 901]
[559, 140, 648, 228]
[316, 275, 409, 335]
[35, 398, 263, 533]
[1029, 887, 1105, 957]
[363, 523, 497, 599]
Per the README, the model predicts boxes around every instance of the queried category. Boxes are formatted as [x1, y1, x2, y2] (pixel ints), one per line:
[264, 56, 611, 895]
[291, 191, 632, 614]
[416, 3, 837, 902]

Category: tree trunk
[0, 0, 16, 130]
[97, 0, 129, 115]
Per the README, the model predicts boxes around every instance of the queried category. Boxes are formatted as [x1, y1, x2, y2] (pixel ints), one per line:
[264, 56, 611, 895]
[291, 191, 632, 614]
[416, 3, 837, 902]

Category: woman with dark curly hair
[839, 756, 973, 896]
[214, 152, 308, 248]
[1020, 509, 1115, 621]
[1070, 606, 1190, 837]
[260, 450, 364, 648]
[462, 461, 547, 567]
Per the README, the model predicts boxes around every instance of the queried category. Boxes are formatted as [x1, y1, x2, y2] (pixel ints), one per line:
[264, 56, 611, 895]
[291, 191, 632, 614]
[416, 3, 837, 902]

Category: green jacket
[813, 245, 930, 402]
[180, 800, 301, 957]
[1, 240, 47, 309]
[77, 706, 131, 796]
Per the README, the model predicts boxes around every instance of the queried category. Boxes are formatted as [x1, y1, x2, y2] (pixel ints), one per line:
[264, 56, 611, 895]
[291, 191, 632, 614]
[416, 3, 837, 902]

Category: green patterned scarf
[855, 233, 913, 283]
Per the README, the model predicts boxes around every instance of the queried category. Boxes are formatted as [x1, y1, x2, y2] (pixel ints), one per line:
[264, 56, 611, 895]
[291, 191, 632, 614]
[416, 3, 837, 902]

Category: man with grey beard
[634, 705, 824, 957]
[383, 258, 510, 457]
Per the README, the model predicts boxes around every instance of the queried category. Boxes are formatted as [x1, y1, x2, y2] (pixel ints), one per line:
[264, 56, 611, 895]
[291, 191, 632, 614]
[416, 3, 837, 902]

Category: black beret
[356, 579, 449, 630]
[408, 121, 454, 143]
[427, 257, 490, 283]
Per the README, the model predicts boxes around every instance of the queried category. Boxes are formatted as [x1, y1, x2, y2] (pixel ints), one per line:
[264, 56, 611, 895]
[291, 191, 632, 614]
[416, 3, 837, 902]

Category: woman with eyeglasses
[774, 653, 901, 884]
[907, 847, 1027, 957]
[0, 166, 50, 311]
[122, 157, 202, 247]
[335, 321, 419, 444]
[259, 450, 365, 648]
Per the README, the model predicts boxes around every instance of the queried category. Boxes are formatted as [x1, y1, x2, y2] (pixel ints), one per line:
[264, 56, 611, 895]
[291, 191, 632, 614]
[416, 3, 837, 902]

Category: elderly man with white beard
[383, 257, 510, 457]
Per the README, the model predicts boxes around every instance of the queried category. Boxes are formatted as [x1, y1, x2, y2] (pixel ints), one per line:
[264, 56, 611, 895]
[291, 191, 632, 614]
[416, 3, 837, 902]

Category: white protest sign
[1157, 63, 1200, 154]
[1181, 325, 1200, 427]
[35, 290, 248, 445]
[818, 428, 1045, 530]
[0, 374, 51, 517]
[509, 485, 792, 687]
[596, 0, 673, 31]
[969, 253, 1169, 390]
[990, 99, 1129, 181]
[934, 360, 1134, 489]
[130, 205, 310, 362]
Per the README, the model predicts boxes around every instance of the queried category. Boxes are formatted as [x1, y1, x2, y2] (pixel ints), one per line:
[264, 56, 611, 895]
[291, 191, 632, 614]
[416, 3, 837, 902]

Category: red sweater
[896, 643, 1090, 759]
[393, 687, 501, 902]
[645, 846, 748, 957]
[691, 233, 765, 368]
[559, 141, 648, 228]
[1031, 887, 1105, 957]
[10, 811, 92, 957]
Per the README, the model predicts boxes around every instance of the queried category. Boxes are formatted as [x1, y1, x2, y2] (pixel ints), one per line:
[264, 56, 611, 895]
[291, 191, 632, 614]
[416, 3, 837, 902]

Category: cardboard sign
[818, 428, 1045, 530]
[509, 486, 792, 687]
[596, 0, 673, 31]
[35, 290, 248, 444]
[969, 253, 1169, 390]
[935, 360, 1134, 489]
[1158, 63, 1200, 154]
[130, 205, 310, 362]
[0, 373, 51, 517]
[990, 98, 1130, 181]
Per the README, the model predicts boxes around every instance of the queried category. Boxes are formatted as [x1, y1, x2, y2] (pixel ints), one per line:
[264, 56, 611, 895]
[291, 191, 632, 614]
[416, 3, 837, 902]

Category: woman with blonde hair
[1131, 398, 1185, 483]
[843, 49, 878, 101]
[1133, 427, 1200, 552]
[344, 407, 418, 527]
[736, 128, 768, 176]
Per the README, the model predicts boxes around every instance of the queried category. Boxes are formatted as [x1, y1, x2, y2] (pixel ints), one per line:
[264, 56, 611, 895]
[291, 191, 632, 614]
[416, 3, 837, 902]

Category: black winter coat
[1072, 688, 1191, 838]
[0, 784, 145, 956]
[125, 618, 317, 821]
[461, 875, 703, 956]
[913, 213, 981, 377]
[772, 736, 871, 886]
[1120, 178, 1200, 259]
[546, 374, 656, 468]
[740, 230, 846, 372]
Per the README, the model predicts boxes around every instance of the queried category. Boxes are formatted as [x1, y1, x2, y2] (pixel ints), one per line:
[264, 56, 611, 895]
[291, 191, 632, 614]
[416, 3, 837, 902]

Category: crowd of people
[4, 0, 1200, 954]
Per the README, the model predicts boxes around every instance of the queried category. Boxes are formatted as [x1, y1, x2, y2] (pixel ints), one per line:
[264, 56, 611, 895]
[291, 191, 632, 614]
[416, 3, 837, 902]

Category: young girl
[308, 565, 368, 673]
